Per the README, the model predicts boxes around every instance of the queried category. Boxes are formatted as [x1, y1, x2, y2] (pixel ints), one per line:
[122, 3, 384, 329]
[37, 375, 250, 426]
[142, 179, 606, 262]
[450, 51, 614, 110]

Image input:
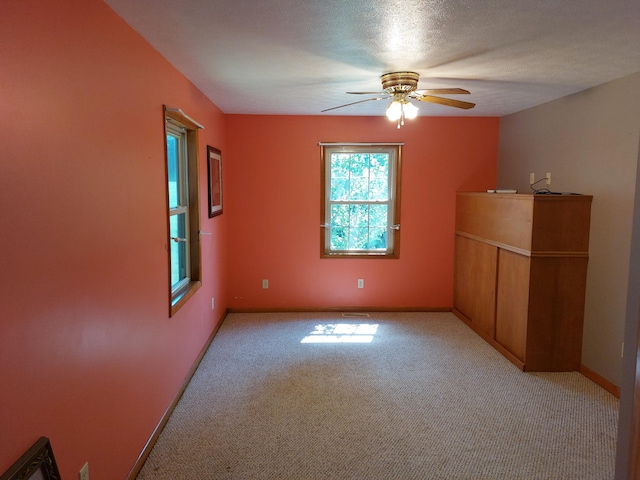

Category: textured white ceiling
[104, 0, 640, 117]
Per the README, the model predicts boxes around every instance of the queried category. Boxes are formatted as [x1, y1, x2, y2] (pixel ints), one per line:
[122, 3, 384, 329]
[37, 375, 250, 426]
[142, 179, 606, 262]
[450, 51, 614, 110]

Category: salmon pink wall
[1, 1, 227, 479]
[226, 115, 498, 309]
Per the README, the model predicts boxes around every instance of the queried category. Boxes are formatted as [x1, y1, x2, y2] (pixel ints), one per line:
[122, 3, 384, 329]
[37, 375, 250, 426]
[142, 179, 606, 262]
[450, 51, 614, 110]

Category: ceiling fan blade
[321, 97, 384, 112]
[346, 91, 386, 95]
[415, 95, 476, 110]
[413, 88, 470, 95]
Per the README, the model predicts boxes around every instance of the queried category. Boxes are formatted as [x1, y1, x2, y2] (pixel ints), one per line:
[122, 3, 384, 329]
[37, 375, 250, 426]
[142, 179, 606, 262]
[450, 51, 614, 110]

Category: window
[165, 106, 203, 316]
[320, 143, 402, 258]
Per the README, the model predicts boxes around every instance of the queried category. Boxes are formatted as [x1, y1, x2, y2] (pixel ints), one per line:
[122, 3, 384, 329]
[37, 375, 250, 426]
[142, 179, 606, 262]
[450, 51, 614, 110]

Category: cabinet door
[495, 249, 530, 363]
[526, 256, 588, 371]
[454, 235, 497, 338]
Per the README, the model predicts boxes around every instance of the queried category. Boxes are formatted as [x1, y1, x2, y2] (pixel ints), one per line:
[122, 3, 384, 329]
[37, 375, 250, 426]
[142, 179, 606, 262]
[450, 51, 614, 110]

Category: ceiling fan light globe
[386, 101, 402, 121]
[403, 102, 419, 119]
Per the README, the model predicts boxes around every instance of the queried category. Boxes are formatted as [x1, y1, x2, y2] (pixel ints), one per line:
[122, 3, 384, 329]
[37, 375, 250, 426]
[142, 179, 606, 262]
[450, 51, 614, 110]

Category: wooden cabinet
[453, 192, 592, 371]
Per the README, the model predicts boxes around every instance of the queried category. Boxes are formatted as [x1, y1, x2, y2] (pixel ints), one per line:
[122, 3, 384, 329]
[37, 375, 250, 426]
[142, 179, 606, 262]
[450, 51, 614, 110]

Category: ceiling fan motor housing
[381, 71, 420, 94]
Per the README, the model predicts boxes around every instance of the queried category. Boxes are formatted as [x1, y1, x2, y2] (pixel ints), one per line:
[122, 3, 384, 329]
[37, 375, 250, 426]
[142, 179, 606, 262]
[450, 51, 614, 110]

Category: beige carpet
[136, 312, 618, 479]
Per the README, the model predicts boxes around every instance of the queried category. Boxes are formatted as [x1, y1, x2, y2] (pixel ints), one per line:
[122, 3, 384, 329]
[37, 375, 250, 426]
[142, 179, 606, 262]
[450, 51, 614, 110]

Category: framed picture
[207, 146, 223, 218]
[1, 437, 61, 480]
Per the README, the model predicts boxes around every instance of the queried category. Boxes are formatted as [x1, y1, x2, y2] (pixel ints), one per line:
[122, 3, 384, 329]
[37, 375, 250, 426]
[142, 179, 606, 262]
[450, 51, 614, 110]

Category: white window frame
[164, 106, 203, 316]
[167, 120, 191, 294]
[320, 143, 402, 258]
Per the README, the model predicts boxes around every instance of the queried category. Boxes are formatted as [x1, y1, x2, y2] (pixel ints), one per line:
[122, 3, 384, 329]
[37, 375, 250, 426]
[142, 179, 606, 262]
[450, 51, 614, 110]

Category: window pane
[369, 204, 388, 226]
[169, 213, 188, 288]
[349, 204, 369, 227]
[349, 227, 369, 249]
[330, 227, 348, 250]
[351, 153, 369, 177]
[368, 179, 388, 200]
[330, 204, 350, 226]
[349, 177, 369, 200]
[167, 133, 181, 209]
[331, 154, 351, 178]
[370, 154, 389, 177]
[330, 178, 349, 201]
[369, 227, 387, 250]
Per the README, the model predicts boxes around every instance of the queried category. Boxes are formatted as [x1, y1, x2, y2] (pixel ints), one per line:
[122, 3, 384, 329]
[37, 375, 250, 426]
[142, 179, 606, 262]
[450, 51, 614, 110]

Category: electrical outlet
[262, 279, 269, 289]
[211, 297, 215, 310]
[79, 462, 89, 480]
[357, 278, 364, 288]
[546, 172, 551, 185]
[529, 173, 535, 184]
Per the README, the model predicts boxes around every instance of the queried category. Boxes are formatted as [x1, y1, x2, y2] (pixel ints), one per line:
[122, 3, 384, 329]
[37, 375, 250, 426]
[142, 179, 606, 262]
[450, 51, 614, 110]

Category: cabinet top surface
[457, 192, 592, 201]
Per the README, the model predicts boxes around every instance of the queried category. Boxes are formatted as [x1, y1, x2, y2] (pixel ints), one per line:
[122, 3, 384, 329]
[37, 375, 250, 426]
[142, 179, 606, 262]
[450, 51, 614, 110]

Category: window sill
[170, 280, 201, 317]
[322, 251, 399, 259]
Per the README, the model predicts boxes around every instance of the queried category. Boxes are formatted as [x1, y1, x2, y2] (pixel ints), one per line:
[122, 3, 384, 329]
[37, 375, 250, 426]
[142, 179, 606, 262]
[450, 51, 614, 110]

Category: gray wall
[496, 72, 640, 386]
[615, 131, 640, 479]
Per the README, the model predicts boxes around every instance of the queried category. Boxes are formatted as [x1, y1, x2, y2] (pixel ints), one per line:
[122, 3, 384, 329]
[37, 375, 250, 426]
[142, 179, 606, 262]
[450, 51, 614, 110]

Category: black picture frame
[207, 146, 223, 218]
[1, 437, 61, 480]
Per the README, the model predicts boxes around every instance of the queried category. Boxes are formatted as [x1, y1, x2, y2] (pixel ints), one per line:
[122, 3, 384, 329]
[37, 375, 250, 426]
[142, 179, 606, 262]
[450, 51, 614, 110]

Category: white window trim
[320, 143, 402, 258]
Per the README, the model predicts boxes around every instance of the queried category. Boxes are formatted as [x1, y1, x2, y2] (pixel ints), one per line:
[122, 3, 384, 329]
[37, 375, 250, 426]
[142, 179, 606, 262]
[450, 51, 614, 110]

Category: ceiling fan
[321, 71, 475, 128]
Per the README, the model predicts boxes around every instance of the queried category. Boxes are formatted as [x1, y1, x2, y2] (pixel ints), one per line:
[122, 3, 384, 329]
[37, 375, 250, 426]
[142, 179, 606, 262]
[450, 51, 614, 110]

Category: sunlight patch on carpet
[300, 323, 379, 343]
